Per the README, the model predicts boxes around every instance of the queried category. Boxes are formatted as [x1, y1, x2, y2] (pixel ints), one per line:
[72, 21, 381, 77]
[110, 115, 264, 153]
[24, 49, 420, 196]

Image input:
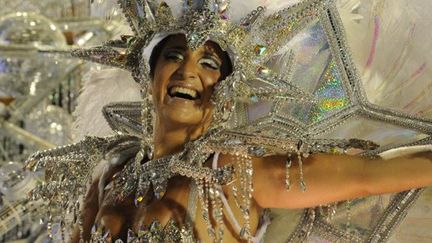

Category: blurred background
[0, 0, 123, 241]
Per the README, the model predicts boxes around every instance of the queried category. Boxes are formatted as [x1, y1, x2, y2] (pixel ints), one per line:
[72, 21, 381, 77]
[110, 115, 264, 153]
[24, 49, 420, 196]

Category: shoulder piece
[25, 134, 141, 230]
[102, 101, 143, 136]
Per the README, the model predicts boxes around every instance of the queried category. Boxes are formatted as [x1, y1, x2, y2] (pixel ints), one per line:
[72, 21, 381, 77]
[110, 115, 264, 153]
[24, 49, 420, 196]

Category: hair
[149, 36, 170, 79]
[148, 35, 233, 80]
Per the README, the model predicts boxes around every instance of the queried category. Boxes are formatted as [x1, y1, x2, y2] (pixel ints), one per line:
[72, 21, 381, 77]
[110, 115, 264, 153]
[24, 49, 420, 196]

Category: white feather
[72, 68, 141, 142]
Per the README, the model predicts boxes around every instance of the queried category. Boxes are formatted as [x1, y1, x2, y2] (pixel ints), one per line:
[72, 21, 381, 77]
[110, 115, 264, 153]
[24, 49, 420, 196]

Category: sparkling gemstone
[254, 45, 267, 56]
[150, 171, 156, 178]
[248, 146, 265, 157]
[249, 95, 259, 103]
[189, 33, 199, 42]
[257, 67, 271, 78]
[136, 196, 144, 203]
[246, 168, 253, 175]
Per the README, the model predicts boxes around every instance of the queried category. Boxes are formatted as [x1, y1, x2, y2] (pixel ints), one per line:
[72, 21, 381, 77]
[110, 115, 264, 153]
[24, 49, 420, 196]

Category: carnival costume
[25, 0, 432, 242]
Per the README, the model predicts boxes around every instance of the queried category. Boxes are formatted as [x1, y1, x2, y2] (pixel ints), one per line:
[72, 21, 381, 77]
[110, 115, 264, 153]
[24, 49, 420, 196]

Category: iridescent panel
[271, 19, 331, 93]
[301, 58, 349, 123]
[263, 20, 351, 125]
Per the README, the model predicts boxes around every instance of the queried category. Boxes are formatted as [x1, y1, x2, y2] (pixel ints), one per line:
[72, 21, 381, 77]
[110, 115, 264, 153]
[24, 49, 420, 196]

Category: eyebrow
[164, 46, 187, 52]
[202, 50, 222, 64]
[164, 45, 223, 64]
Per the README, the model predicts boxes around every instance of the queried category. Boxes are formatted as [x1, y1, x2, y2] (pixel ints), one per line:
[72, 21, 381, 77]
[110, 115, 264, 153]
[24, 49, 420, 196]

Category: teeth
[170, 86, 198, 99]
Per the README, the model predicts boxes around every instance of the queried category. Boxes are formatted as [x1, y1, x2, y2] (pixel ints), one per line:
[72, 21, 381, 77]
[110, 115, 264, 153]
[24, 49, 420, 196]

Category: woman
[27, 0, 432, 242]
[66, 33, 432, 242]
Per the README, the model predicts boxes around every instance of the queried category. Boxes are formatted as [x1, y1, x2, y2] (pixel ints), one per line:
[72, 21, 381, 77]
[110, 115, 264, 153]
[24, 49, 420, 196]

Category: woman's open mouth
[168, 86, 201, 100]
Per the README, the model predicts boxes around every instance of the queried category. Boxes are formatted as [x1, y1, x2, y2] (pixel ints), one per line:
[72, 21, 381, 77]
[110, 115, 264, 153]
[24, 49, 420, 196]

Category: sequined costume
[25, 0, 432, 242]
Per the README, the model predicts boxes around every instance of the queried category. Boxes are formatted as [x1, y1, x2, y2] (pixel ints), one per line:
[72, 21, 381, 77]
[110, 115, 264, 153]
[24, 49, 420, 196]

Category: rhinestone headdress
[72, 0, 322, 129]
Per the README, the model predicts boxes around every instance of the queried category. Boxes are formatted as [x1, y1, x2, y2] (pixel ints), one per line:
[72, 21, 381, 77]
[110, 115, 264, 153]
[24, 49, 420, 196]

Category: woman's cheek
[203, 72, 221, 86]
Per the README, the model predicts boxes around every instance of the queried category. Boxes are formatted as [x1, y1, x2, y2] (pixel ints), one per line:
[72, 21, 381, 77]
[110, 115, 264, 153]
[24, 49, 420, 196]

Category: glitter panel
[284, 20, 331, 93]
[309, 59, 349, 122]
[266, 20, 351, 125]
[282, 56, 350, 125]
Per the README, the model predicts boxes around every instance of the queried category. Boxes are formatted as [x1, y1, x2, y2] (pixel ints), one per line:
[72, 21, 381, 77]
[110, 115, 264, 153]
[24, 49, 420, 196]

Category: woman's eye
[165, 51, 184, 61]
[200, 58, 220, 70]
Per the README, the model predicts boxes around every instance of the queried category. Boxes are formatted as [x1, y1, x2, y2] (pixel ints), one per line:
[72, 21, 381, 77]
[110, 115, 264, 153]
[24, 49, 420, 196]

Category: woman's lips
[165, 89, 202, 107]
[168, 86, 200, 100]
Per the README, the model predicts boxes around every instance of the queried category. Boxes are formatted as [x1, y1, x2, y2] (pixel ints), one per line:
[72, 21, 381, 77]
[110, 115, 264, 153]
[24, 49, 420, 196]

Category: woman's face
[151, 34, 230, 130]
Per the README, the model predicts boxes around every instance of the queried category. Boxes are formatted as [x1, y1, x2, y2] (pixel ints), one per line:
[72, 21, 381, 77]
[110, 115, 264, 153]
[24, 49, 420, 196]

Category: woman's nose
[174, 58, 198, 80]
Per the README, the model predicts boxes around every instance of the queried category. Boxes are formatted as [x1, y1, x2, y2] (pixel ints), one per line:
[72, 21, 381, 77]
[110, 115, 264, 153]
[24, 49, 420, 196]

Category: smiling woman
[150, 34, 233, 158]
[154, 37, 223, 128]
[25, 1, 432, 243]
[68, 33, 432, 242]
[70, 34, 262, 242]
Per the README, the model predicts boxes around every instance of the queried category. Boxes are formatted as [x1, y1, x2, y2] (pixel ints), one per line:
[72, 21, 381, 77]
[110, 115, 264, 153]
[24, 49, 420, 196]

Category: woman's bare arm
[226, 152, 432, 209]
[70, 178, 100, 242]
[69, 163, 136, 242]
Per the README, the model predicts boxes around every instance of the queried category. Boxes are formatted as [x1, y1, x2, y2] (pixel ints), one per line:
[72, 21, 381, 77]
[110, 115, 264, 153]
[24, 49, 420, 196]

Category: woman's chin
[156, 96, 213, 131]
[161, 108, 204, 126]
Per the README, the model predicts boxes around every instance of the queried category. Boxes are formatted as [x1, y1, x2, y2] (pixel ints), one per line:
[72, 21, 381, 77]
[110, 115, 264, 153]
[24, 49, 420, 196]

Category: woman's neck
[153, 129, 188, 159]
[153, 121, 206, 159]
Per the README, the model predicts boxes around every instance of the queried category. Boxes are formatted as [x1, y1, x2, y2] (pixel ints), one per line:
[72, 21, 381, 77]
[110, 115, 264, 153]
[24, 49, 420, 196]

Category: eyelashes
[164, 50, 221, 70]
[199, 58, 220, 70]
[165, 51, 184, 61]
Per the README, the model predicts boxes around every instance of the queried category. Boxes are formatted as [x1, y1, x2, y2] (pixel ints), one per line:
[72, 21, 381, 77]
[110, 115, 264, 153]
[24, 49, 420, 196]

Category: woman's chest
[98, 177, 261, 242]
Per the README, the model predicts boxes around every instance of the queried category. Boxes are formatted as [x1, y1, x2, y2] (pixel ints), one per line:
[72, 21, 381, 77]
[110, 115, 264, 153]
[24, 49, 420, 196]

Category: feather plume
[72, 68, 141, 142]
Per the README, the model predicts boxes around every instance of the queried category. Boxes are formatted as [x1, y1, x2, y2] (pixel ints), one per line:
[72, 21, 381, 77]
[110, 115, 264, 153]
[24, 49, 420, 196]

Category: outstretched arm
[228, 152, 432, 209]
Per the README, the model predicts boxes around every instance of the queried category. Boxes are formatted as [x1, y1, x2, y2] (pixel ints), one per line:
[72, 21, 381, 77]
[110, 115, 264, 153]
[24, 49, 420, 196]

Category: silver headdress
[26, 0, 432, 242]
[72, 0, 327, 164]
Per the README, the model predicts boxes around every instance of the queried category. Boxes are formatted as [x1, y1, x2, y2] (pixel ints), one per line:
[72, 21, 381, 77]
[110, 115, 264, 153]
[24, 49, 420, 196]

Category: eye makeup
[164, 50, 184, 61]
[199, 57, 221, 70]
